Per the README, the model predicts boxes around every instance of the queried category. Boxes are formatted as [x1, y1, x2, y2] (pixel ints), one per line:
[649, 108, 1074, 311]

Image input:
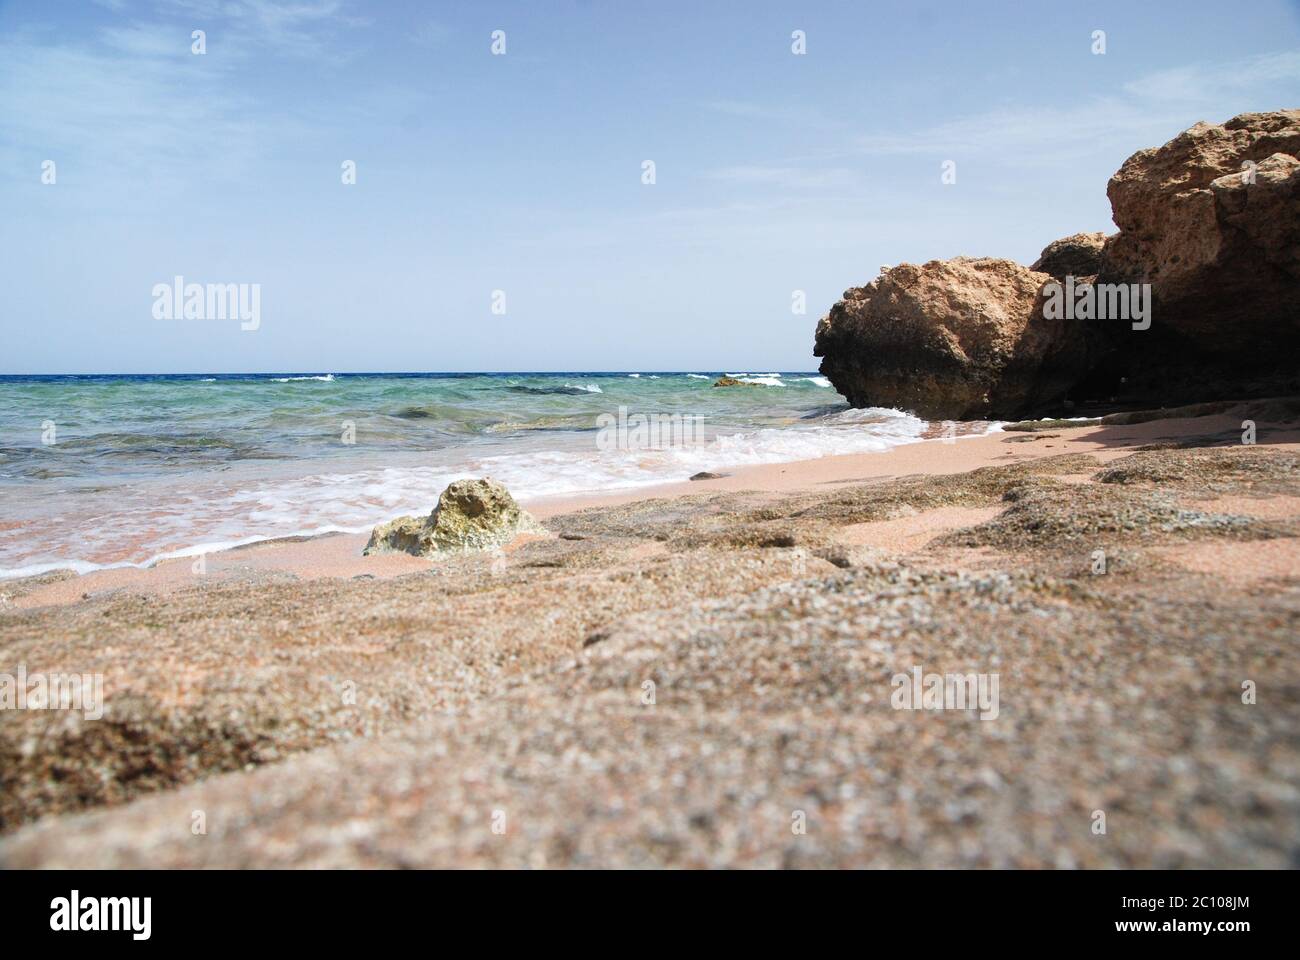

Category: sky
[2, 0, 1298, 374]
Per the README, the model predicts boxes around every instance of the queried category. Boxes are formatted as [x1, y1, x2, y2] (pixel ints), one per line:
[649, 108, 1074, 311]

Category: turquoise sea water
[0, 372, 934, 577]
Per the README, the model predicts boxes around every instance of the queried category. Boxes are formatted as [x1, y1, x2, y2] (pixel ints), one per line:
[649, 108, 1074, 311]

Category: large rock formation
[364, 478, 545, 557]
[813, 257, 1093, 420]
[1090, 110, 1300, 403]
[816, 110, 1300, 419]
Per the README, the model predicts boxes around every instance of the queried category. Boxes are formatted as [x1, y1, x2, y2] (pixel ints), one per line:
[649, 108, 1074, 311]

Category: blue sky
[2, 0, 1298, 374]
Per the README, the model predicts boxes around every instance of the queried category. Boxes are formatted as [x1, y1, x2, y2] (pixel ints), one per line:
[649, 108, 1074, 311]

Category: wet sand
[10, 412, 1288, 609]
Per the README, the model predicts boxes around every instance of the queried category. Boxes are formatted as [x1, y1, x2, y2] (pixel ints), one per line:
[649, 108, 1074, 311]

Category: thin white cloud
[1122, 50, 1300, 103]
[0, 2, 368, 196]
[0, 32, 260, 187]
[691, 51, 1300, 201]
[159, 0, 367, 58]
[854, 50, 1300, 160]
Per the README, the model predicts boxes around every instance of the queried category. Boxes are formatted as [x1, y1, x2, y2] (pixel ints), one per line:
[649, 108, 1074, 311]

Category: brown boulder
[1031, 231, 1108, 280]
[816, 112, 1300, 419]
[1096, 110, 1300, 387]
[814, 257, 1093, 420]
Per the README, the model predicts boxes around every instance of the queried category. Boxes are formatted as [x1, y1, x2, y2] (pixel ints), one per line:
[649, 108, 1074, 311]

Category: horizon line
[0, 369, 824, 378]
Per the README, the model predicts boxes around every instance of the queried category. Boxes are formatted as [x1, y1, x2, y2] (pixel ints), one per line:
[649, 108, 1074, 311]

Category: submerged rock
[364, 478, 545, 557]
[712, 376, 763, 387]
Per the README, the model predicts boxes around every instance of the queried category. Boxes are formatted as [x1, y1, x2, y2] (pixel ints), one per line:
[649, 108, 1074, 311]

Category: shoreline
[3, 403, 1298, 865]
[7, 409, 1296, 610]
[0, 414, 983, 586]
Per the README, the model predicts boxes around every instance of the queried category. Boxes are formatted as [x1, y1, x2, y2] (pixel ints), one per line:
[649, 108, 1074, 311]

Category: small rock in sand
[363, 478, 545, 557]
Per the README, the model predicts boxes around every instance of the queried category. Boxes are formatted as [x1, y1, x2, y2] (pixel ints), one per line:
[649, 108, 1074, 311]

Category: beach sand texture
[1, 411, 1298, 867]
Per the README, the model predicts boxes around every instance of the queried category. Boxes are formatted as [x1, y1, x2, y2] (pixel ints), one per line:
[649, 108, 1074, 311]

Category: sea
[0, 371, 943, 579]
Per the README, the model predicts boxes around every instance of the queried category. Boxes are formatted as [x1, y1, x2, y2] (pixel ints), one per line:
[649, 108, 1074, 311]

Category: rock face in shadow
[813, 257, 1094, 420]
[1031, 231, 1108, 280]
[816, 110, 1300, 418]
[1088, 110, 1300, 405]
[364, 478, 544, 557]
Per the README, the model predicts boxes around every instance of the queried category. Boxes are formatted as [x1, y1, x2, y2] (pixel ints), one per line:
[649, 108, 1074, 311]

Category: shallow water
[0, 371, 934, 577]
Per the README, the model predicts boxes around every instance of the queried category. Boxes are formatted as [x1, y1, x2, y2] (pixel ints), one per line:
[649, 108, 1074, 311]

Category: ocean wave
[0, 407, 928, 576]
[820, 406, 916, 425]
[505, 383, 603, 395]
[0, 528, 366, 582]
[725, 373, 785, 386]
[484, 417, 597, 434]
[0, 372, 919, 574]
[232, 411, 928, 528]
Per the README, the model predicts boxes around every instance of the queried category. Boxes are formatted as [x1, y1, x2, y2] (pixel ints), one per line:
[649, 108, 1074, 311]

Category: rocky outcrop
[364, 478, 545, 557]
[816, 110, 1300, 418]
[712, 376, 763, 387]
[813, 257, 1095, 419]
[1031, 232, 1107, 280]
[1099, 110, 1300, 326]
[1089, 110, 1300, 402]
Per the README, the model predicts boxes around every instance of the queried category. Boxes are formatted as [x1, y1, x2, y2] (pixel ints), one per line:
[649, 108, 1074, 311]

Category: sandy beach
[2, 403, 1297, 867]
[8, 1, 1300, 931]
[12, 410, 1289, 607]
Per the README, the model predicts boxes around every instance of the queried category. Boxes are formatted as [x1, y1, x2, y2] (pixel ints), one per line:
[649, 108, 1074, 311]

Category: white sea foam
[725, 373, 785, 386]
[271, 374, 335, 382]
[229, 408, 927, 530]
[0, 406, 927, 578]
